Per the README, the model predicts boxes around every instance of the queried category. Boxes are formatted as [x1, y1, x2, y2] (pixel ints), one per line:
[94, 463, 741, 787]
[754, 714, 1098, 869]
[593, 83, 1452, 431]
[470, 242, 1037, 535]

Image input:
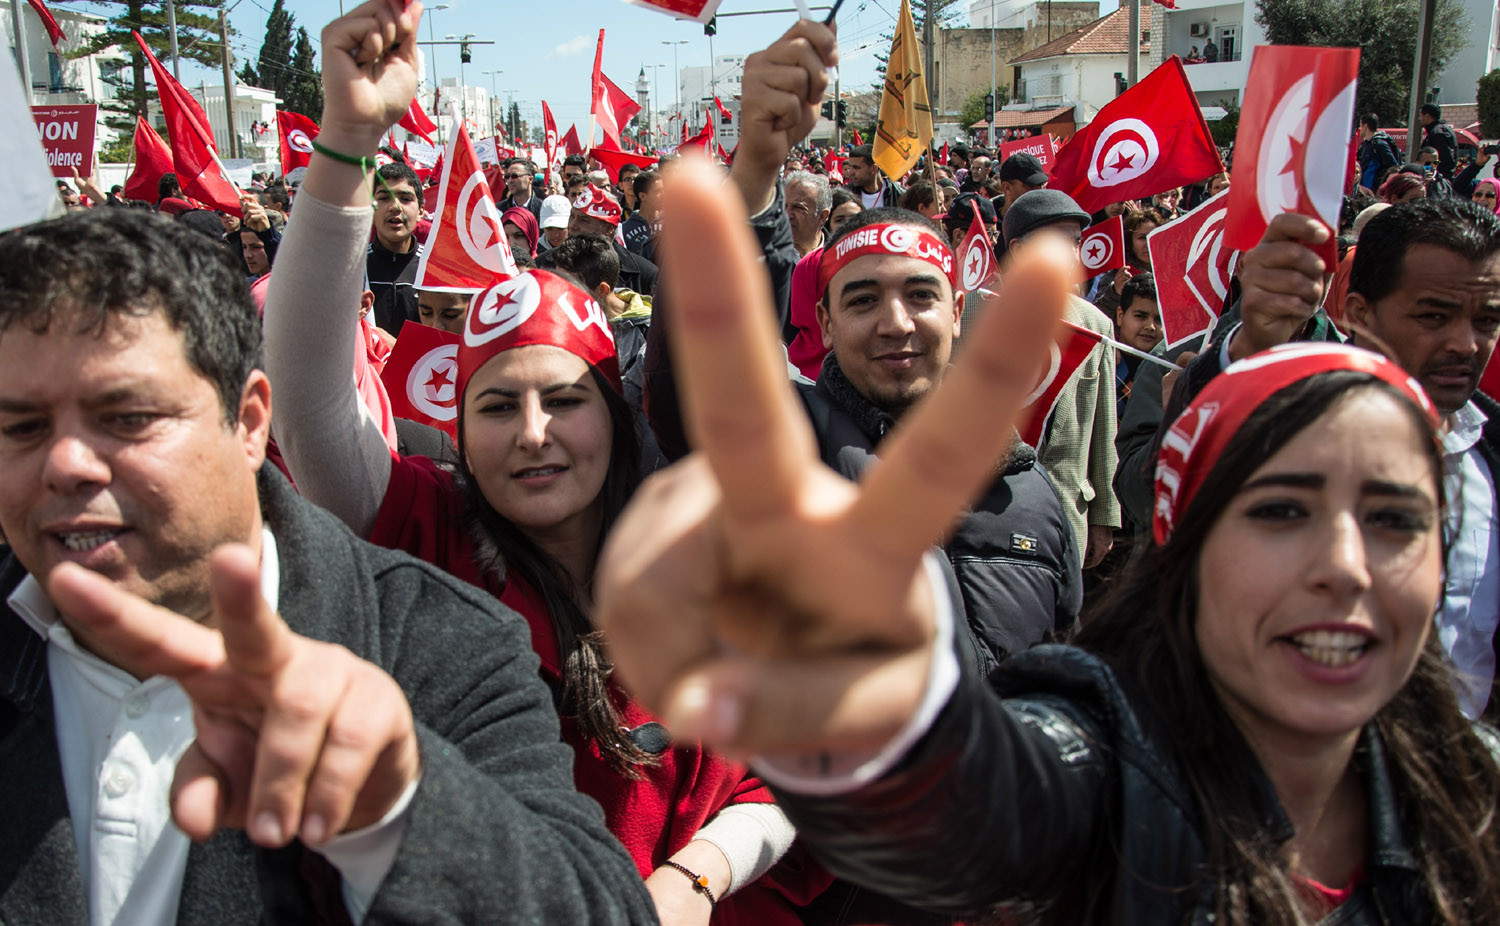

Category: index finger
[210, 544, 297, 677]
[846, 233, 1075, 561]
[659, 155, 817, 521]
[46, 562, 227, 678]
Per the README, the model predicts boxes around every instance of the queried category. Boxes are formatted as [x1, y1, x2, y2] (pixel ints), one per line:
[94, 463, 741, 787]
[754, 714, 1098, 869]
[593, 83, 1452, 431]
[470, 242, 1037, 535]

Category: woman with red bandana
[263, 6, 822, 922]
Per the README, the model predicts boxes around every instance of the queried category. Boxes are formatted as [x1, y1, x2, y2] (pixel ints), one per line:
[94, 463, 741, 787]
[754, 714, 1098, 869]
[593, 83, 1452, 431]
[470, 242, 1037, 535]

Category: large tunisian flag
[413, 116, 519, 292]
[1223, 45, 1360, 267]
[133, 31, 242, 212]
[1049, 57, 1223, 215]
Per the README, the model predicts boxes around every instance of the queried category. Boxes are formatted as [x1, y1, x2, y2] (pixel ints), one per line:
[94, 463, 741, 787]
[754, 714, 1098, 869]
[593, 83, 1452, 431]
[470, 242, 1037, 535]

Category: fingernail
[301, 813, 328, 845]
[252, 811, 283, 846]
[667, 679, 741, 743]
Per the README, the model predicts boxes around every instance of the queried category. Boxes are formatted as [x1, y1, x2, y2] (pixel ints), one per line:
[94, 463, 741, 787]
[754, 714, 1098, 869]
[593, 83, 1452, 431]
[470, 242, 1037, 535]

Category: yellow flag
[873, 0, 933, 181]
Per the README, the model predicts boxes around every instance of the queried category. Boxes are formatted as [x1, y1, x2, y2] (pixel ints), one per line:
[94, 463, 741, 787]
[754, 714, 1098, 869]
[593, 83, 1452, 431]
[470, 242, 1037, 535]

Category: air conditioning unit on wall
[1190, 22, 1209, 37]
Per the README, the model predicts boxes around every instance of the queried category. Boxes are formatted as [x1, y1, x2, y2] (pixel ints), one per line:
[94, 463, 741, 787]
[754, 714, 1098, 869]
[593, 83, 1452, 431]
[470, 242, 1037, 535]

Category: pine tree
[73, 0, 230, 134]
[250, 0, 296, 100]
[280, 27, 323, 119]
[872, 0, 964, 84]
[508, 101, 522, 141]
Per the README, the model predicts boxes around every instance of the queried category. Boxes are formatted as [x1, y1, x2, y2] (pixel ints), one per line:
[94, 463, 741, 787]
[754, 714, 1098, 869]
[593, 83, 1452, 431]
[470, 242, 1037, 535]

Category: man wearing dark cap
[1002, 189, 1121, 571]
[941, 191, 998, 256]
[996, 152, 1048, 221]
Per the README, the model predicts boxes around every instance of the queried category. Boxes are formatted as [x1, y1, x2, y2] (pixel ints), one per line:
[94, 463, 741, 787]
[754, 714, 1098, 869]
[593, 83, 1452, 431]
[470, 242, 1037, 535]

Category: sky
[61, 0, 1115, 136]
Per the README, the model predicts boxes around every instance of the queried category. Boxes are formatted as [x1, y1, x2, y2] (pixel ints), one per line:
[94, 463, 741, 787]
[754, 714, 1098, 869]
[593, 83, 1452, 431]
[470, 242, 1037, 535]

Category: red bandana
[817, 222, 957, 300]
[1154, 343, 1436, 544]
[573, 183, 622, 226]
[456, 270, 622, 406]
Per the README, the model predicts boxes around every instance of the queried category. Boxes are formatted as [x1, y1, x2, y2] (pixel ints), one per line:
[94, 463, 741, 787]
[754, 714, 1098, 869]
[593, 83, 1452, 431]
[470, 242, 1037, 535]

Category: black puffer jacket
[772, 643, 1449, 924]
[799, 356, 1083, 672]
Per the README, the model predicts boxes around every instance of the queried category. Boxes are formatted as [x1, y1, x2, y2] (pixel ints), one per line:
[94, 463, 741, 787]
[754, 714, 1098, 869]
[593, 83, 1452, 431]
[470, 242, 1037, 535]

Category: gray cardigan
[0, 467, 657, 925]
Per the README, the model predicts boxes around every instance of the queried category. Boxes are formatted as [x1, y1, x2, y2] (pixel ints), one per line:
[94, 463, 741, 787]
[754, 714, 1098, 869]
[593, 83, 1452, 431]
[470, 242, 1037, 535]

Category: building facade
[4, 0, 126, 145]
[1147, 0, 1267, 109]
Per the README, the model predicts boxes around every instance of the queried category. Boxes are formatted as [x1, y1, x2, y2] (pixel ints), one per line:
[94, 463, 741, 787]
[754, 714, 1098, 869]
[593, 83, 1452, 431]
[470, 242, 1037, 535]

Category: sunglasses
[1477, 191, 1498, 199]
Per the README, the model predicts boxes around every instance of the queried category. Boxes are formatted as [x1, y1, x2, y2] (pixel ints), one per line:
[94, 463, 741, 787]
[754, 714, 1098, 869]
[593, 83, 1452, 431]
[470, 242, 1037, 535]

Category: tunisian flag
[591, 30, 642, 150]
[956, 208, 994, 295]
[1147, 189, 1239, 348]
[399, 97, 438, 146]
[591, 146, 657, 184]
[1049, 57, 1223, 214]
[1223, 46, 1360, 268]
[134, 31, 242, 213]
[380, 322, 462, 443]
[561, 124, 583, 157]
[27, 0, 64, 46]
[276, 110, 319, 174]
[1079, 215, 1127, 275]
[542, 100, 559, 184]
[123, 117, 174, 203]
[413, 116, 519, 292]
[1019, 321, 1106, 447]
[680, 120, 714, 153]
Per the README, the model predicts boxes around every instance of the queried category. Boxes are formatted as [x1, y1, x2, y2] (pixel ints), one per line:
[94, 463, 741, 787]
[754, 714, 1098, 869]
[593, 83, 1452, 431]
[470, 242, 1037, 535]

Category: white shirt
[858, 184, 884, 210]
[1438, 402, 1500, 718]
[9, 529, 415, 925]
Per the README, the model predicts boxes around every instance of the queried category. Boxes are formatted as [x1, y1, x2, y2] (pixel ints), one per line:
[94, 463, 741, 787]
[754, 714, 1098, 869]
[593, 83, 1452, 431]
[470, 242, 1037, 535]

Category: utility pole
[10, 0, 33, 104]
[989, 0, 996, 144]
[167, 0, 181, 79]
[1407, 0, 1439, 152]
[922, 2, 936, 108]
[1127, 0, 1139, 86]
[219, 8, 239, 158]
[834, 70, 842, 150]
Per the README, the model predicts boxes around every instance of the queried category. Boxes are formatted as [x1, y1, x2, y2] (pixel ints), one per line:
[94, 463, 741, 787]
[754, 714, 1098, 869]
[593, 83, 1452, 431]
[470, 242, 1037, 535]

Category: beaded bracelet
[310, 139, 376, 174]
[662, 860, 717, 909]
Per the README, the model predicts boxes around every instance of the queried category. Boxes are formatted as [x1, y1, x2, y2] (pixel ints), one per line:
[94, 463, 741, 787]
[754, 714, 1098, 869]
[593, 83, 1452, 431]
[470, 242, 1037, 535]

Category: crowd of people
[4, 0, 1500, 923]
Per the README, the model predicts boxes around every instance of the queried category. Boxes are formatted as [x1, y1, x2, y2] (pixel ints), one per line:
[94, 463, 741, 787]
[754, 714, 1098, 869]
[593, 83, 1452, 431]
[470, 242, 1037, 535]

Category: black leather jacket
[799, 357, 1082, 672]
[771, 645, 1448, 924]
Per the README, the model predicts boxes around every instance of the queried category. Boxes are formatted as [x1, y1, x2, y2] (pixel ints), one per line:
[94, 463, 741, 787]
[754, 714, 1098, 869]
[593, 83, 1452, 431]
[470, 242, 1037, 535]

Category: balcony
[1180, 58, 1249, 94]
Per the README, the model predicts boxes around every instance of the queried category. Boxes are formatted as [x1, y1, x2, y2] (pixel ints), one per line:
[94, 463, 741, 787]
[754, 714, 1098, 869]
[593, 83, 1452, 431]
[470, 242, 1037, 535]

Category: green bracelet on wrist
[311, 139, 377, 174]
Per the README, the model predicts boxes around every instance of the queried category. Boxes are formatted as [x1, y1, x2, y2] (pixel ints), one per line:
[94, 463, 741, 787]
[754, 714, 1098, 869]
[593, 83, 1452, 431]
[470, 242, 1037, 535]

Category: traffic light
[836, 100, 847, 127]
[821, 100, 834, 120]
[1115, 72, 1127, 96]
[984, 93, 994, 123]
[704, 16, 717, 36]
[460, 41, 472, 64]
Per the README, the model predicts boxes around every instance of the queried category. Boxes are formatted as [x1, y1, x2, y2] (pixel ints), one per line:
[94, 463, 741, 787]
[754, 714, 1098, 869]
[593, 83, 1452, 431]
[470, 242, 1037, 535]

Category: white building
[971, 0, 1065, 31]
[1007, 9, 1150, 126]
[3, 0, 127, 142]
[439, 76, 491, 140]
[1148, 0, 1267, 108]
[147, 83, 282, 164]
[1434, 0, 1500, 105]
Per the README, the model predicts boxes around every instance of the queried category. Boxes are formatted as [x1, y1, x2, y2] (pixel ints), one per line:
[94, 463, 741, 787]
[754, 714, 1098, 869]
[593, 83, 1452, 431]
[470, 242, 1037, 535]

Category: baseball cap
[999, 152, 1048, 187]
[945, 192, 997, 230]
[539, 194, 572, 230]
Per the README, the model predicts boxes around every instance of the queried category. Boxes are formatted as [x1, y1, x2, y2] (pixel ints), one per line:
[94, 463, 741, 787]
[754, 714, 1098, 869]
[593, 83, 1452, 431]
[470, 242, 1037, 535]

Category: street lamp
[483, 69, 501, 136]
[426, 3, 449, 124]
[646, 64, 668, 145]
[662, 40, 688, 123]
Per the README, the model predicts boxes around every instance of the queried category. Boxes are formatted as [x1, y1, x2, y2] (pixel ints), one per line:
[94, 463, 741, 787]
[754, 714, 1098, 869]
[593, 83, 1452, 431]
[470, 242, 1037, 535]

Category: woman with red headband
[264, 5, 820, 922]
[594, 163, 1500, 925]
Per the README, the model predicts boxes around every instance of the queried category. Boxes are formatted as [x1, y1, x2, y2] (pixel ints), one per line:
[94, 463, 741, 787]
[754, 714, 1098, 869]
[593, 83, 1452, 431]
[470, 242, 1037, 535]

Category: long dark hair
[457, 363, 655, 776]
[1077, 372, 1500, 924]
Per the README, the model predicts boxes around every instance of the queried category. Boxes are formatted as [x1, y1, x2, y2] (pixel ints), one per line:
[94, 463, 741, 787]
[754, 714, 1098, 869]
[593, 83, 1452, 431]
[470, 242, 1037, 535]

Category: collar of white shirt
[1443, 400, 1488, 459]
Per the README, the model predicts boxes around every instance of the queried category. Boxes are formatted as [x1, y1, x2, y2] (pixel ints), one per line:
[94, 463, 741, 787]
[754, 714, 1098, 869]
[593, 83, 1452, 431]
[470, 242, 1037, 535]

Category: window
[48, 51, 63, 90]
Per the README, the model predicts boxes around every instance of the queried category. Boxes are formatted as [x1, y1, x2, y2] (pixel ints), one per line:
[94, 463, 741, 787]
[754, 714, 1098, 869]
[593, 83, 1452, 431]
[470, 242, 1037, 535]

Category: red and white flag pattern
[591, 30, 643, 151]
[399, 97, 438, 146]
[276, 110, 318, 175]
[624, 0, 722, 22]
[1049, 57, 1223, 215]
[1019, 321, 1106, 447]
[542, 100, 559, 184]
[1223, 45, 1360, 267]
[133, 31, 241, 213]
[414, 116, 519, 292]
[956, 208, 994, 294]
[1147, 189, 1239, 348]
[1079, 215, 1127, 275]
[381, 322, 462, 442]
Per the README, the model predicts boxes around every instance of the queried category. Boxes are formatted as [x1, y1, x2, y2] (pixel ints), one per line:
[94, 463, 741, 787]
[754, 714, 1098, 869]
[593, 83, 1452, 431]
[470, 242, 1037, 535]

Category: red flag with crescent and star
[413, 116, 519, 293]
[276, 110, 319, 175]
[591, 31, 642, 151]
[542, 100, 559, 185]
[399, 96, 438, 146]
[1049, 57, 1223, 215]
[380, 322, 462, 442]
[1223, 45, 1360, 267]
[1019, 321, 1105, 447]
[1147, 189, 1240, 348]
[1079, 215, 1127, 276]
[956, 208, 994, 294]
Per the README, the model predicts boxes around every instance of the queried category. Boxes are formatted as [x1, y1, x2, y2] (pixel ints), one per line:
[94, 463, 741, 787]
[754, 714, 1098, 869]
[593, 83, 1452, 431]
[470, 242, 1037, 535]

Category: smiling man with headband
[803, 206, 1082, 672]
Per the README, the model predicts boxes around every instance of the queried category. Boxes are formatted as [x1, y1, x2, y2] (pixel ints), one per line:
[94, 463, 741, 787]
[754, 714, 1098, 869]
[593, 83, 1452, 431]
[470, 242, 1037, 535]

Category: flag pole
[979, 287, 1184, 371]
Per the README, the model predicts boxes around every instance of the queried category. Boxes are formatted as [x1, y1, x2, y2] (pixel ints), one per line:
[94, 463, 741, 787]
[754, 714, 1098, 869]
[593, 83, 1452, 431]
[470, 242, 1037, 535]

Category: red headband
[456, 270, 622, 407]
[573, 184, 622, 226]
[1153, 343, 1437, 544]
[817, 222, 958, 300]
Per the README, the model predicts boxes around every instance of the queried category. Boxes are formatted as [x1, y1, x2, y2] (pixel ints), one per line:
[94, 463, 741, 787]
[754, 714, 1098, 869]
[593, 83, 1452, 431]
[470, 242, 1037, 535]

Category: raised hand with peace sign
[597, 156, 1076, 760]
